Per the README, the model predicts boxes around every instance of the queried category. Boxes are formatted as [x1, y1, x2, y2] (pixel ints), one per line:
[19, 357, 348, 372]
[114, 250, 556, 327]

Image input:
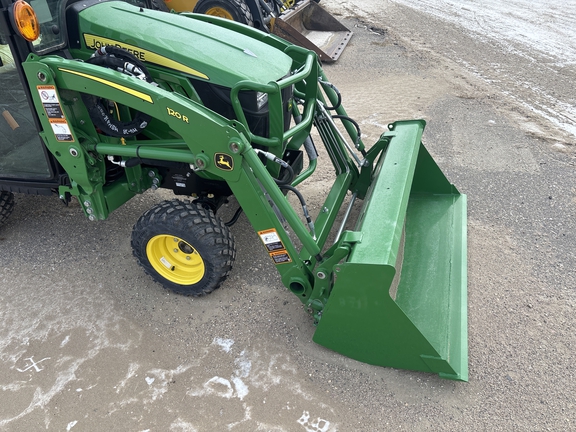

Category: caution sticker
[49, 119, 74, 142]
[258, 229, 292, 264]
[38, 85, 64, 119]
[270, 250, 292, 264]
[37, 85, 74, 142]
[258, 229, 285, 252]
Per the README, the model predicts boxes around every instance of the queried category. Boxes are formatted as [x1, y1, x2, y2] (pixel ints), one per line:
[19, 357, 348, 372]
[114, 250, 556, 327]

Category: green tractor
[0, 0, 468, 380]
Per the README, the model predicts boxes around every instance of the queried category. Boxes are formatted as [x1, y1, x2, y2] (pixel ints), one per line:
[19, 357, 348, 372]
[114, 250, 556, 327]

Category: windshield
[29, 0, 65, 54]
[26, 0, 152, 54]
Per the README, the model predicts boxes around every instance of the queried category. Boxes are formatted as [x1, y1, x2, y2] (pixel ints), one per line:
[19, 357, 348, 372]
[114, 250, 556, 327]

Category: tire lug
[174, 248, 178, 253]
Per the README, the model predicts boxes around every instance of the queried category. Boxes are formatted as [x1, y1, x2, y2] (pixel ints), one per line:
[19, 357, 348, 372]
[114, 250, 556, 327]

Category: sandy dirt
[1, 0, 576, 430]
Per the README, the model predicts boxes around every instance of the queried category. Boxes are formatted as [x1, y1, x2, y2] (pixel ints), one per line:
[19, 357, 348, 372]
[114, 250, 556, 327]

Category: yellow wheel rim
[205, 6, 234, 20]
[147, 235, 205, 285]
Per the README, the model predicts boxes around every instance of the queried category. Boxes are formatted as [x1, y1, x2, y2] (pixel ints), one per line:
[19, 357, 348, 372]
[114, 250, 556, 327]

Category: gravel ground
[1, 1, 575, 430]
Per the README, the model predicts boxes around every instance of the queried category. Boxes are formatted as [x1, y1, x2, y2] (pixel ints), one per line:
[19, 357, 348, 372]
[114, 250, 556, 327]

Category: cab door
[0, 40, 54, 180]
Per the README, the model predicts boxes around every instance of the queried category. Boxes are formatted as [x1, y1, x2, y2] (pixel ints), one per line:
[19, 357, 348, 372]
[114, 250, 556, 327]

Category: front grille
[191, 79, 293, 140]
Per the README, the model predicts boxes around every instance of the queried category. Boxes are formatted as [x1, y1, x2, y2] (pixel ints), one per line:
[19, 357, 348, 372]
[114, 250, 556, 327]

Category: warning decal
[37, 85, 74, 142]
[38, 86, 64, 119]
[270, 251, 292, 264]
[49, 119, 74, 142]
[258, 229, 285, 252]
[258, 229, 292, 264]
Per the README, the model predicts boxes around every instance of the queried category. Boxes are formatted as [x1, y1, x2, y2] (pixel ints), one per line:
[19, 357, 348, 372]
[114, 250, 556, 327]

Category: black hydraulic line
[258, 0, 274, 16]
[331, 114, 367, 157]
[319, 80, 342, 111]
[279, 184, 314, 236]
[254, 149, 295, 185]
[293, 106, 318, 161]
[253, 149, 315, 235]
[82, 46, 156, 138]
[225, 206, 243, 227]
[274, 162, 294, 185]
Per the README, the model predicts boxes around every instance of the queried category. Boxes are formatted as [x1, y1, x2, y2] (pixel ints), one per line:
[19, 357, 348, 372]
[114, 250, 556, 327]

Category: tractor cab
[0, 0, 170, 194]
[0, 40, 53, 181]
[0, 0, 63, 192]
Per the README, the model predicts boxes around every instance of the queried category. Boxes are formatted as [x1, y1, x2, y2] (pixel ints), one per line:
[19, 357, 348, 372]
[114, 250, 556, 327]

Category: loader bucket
[313, 121, 468, 381]
[273, 0, 352, 62]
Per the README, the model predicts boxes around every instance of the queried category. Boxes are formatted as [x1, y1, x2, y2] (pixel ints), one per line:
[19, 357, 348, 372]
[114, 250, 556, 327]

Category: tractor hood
[69, 1, 293, 88]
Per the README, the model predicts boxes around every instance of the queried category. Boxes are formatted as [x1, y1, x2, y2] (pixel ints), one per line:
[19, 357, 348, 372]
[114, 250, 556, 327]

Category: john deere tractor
[0, 0, 468, 380]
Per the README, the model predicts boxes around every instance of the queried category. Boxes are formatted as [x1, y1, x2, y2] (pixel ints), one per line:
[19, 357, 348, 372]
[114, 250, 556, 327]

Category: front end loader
[0, 0, 468, 380]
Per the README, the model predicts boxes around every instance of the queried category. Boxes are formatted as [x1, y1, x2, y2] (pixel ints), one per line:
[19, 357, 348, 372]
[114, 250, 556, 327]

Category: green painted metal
[312, 121, 468, 381]
[73, 3, 293, 88]
[14, 1, 467, 379]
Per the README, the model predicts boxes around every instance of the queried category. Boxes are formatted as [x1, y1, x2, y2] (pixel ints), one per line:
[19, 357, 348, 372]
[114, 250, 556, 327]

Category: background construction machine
[0, 0, 467, 380]
[162, 0, 353, 62]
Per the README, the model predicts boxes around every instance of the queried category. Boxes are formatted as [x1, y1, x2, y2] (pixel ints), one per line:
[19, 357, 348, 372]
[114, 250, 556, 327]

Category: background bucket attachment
[313, 120, 468, 381]
[273, 0, 352, 63]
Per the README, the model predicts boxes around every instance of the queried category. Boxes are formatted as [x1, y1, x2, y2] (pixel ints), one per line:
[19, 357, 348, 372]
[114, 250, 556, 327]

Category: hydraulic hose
[254, 149, 295, 185]
[293, 104, 318, 162]
[319, 79, 342, 111]
[279, 184, 315, 238]
[82, 47, 156, 138]
[254, 149, 315, 237]
[331, 114, 366, 156]
[225, 207, 243, 227]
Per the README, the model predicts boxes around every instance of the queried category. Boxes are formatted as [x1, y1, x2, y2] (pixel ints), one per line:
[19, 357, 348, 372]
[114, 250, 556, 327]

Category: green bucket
[313, 120, 468, 381]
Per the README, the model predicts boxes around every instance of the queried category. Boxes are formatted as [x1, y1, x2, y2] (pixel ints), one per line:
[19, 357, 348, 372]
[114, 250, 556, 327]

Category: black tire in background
[0, 191, 15, 227]
[193, 0, 254, 26]
[150, 0, 170, 11]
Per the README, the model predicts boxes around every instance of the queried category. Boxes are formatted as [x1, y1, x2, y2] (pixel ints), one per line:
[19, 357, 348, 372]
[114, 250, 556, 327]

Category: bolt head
[229, 142, 240, 153]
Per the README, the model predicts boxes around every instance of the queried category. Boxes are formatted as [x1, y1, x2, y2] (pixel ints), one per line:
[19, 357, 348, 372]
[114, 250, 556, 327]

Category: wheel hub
[146, 234, 205, 285]
[205, 7, 234, 20]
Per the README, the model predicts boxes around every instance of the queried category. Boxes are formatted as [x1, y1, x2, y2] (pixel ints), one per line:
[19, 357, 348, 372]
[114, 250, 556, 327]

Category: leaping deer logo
[215, 153, 234, 171]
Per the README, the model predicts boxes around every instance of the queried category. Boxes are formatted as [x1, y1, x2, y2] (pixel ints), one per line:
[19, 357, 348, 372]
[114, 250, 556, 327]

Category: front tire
[0, 191, 15, 227]
[131, 199, 236, 296]
[193, 0, 254, 26]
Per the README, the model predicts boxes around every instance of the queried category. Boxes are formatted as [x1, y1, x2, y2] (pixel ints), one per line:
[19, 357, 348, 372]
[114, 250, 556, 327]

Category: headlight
[256, 92, 268, 110]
